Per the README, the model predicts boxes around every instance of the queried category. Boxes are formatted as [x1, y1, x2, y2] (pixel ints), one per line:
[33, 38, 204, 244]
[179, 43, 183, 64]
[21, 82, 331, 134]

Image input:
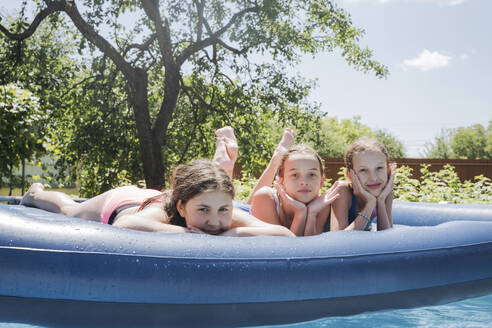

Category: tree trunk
[130, 68, 165, 190]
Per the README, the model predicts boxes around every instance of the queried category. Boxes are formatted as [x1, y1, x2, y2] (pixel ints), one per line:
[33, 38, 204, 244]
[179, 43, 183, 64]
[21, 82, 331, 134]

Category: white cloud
[403, 49, 452, 71]
[342, 0, 465, 5]
[417, 0, 465, 5]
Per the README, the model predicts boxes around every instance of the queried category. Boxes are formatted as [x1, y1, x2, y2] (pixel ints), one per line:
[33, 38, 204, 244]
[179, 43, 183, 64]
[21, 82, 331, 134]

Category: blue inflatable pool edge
[1, 201, 492, 327]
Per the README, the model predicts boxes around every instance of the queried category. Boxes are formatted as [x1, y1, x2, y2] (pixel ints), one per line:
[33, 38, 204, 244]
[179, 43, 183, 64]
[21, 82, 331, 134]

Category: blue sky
[297, 0, 491, 156]
[1, 0, 490, 157]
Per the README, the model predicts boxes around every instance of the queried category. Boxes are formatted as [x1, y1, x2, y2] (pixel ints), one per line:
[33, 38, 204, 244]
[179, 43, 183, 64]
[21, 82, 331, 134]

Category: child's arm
[376, 164, 396, 230]
[330, 183, 354, 230]
[250, 186, 283, 226]
[222, 208, 295, 237]
[346, 172, 378, 231]
[305, 181, 340, 236]
[246, 160, 281, 205]
[275, 182, 309, 236]
[113, 207, 188, 233]
[331, 179, 377, 231]
[246, 128, 294, 204]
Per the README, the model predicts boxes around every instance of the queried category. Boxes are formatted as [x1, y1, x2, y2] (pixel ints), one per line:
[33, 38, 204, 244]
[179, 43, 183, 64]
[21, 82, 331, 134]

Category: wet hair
[277, 144, 324, 178]
[139, 160, 235, 227]
[344, 137, 391, 171]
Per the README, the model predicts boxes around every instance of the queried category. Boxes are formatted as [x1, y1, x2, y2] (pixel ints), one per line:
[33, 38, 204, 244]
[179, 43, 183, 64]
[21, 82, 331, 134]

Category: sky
[1, 0, 490, 157]
[297, 0, 491, 156]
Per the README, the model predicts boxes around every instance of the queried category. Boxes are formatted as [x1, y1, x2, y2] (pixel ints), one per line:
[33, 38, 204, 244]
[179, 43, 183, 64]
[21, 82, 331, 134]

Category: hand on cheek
[378, 163, 396, 202]
[350, 170, 376, 205]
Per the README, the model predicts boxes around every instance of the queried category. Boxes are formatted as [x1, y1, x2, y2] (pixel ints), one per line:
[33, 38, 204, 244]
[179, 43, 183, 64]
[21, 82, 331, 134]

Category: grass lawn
[0, 187, 78, 197]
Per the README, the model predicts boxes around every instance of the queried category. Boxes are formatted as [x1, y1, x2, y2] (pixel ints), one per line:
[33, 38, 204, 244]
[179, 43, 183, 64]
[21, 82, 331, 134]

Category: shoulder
[337, 181, 353, 196]
[332, 181, 353, 207]
[251, 186, 276, 203]
[134, 204, 168, 222]
[254, 186, 275, 196]
[250, 187, 281, 224]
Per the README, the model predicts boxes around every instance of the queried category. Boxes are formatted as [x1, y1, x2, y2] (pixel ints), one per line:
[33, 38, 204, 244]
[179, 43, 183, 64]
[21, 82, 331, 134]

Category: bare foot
[214, 136, 235, 177]
[272, 128, 295, 166]
[278, 128, 295, 152]
[215, 126, 238, 162]
[20, 183, 44, 206]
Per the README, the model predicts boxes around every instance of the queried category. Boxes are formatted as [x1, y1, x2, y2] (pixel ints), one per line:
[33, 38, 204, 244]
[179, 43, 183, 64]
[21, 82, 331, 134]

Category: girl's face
[279, 153, 324, 204]
[351, 150, 389, 197]
[177, 190, 233, 235]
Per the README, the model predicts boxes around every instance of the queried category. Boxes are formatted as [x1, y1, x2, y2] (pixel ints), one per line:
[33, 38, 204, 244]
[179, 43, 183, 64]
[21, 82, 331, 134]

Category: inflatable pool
[1, 201, 492, 327]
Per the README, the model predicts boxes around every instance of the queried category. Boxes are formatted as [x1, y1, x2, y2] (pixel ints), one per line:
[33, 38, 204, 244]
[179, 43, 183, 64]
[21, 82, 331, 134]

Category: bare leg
[214, 137, 235, 178]
[215, 126, 238, 162]
[20, 183, 108, 222]
[246, 128, 295, 204]
[213, 126, 238, 178]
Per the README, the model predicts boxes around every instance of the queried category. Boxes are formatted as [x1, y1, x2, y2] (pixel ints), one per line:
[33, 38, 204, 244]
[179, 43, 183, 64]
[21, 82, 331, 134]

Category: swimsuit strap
[270, 187, 280, 216]
[108, 203, 141, 225]
[348, 192, 357, 223]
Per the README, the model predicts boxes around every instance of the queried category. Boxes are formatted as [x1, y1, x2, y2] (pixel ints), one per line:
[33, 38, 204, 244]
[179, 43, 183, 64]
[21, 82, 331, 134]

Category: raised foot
[20, 183, 45, 206]
[215, 126, 238, 162]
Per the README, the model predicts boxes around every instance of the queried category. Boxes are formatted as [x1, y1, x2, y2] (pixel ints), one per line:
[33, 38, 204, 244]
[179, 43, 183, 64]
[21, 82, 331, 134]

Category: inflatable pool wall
[1, 201, 492, 327]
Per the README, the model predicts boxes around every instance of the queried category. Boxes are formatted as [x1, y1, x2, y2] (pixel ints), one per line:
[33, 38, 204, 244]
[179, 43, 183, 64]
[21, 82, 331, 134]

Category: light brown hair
[344, 137, 391, 171]
[140, 160, 235, 227]
[277, 144, 324, 178]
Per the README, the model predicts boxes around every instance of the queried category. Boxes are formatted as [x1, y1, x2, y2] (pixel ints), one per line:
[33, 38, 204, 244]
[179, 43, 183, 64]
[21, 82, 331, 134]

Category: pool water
[1, 294, 491, 328]
[262, 294, 492, 328]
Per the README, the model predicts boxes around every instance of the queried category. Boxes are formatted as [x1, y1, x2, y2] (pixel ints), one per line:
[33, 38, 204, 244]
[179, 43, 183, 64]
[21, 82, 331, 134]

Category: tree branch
[140, 0, 175, 67]
[123, 33, 158, 56]
[0, 0, 65, 41]
[193, 0, 205, 42]
[216, 39, 250, 55]
[176, 6, 259, 66]
[62, 1, 135, 81]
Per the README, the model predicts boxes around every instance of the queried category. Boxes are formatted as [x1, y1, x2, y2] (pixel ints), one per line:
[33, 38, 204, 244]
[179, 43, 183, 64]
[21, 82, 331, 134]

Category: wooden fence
[324, 158, 492, 183]
[234, 158, 492, 183]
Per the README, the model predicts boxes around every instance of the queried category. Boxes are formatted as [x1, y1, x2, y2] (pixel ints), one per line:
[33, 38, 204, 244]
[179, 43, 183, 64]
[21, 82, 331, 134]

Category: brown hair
[344, 137, 391, 171]
[139, 160, 235, 227]
[277, 144, 324, 178]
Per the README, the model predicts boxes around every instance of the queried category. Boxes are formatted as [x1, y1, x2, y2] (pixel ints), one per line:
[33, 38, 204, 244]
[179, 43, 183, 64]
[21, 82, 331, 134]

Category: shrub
[234, 164, 492, 204]
[394, 164, 491, 204]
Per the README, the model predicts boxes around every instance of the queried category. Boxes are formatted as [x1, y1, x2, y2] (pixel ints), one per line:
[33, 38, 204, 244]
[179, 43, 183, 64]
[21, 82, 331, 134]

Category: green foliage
[1, 1, 390, 194]
[314, 116, 405, 159]
[0, 84, 45, 185]
[233, 176, 256, 202]
[423, 128, 455, 159]
[424, 122, 492, 159]
[0, 15, 83, 187]
[46, 59, 144, 196]
[394, 164, 492, 204]
[451, 124, 489, 159]
[163, 70, 324, 179]
[234, 164, 492, 204]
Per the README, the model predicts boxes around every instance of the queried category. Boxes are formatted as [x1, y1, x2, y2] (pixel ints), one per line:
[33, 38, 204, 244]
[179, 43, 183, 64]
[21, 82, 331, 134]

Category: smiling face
[177, 190, 233, 235]
[351, 150, 389, 197]
[279, 153, 324, 204]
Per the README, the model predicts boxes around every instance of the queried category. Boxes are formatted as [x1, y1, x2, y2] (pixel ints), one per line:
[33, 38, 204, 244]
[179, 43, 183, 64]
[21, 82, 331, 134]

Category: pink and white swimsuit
[100, 186, 161, 224]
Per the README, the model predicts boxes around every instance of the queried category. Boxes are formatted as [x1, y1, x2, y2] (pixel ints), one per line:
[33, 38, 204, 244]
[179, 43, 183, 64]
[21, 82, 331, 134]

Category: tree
[314, 116, 405, 159]
[423, 123, 492, 159]
[1, 0, 388, 189]
[0, 84, 45, 193]
[451, 124, 489, 159]
[422, 128, 454, 159]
